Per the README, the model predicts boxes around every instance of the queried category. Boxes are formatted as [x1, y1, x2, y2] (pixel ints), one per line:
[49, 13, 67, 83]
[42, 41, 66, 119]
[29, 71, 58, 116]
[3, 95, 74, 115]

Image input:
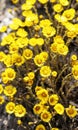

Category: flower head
[5, 102, 15, 114]
[66, 105, 77, 118]
[23, 49, 33, 60]
[33, 103, 43, 115]
[35, 124, 46, 130]
[54, 103, 64, 115]
[4, 85, 17, 97]
[40, 66, 51, 78]
[49, 94, 59, 106]
[40, 110, 52, 122]
[14, 104, 26, 117]
[36, 88, 49, 103]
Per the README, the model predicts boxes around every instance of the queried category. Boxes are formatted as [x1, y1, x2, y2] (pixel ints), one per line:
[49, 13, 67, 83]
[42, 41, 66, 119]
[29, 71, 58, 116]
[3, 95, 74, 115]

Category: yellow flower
[11, 0, 19, 4]
[63, 8, 75, 20]
[49, 94, 59, 106]
[1, 73, 9, 84]
[5, 102, 15, 114]
[53, 4, 63, 13]
[40, 52, 48, 61]
[38, 0, 48, 4]
[66, 30, 77, 39]
[0, 96, 5, 105]
[35, 86, 43, 93]
[54, 14, 61, 22]
[40, 110, 52, 122]
[27, 79, 33, 86]
[42, 26, 56, 37]
[34, 55, 44, 67]
[16, 28, 28, 37]
[17, 119, 22, 125]
[0, 85, 3, 94]
[51, 128, 59, 130]
[9, 23, 19, 30]
[37, 38, 44, 46]
[52, 71, 57, 77]
[25, 13, 39, 26]
[4, 85, 17, 97]
[71, 60, 78, 67]
[0, 52, 6, 62]
[40, 66, 51, 77]
[57, 44, 69, 55]
[72, 65, 78, 80]
[28, 72, 35, 80]
[36, 89, 49, 103]
[33, 103, 43, 115]
[29, 38, 37, 46]
[63, 22, 75, 31]
[22, 10, 32, 17]
[12, 18, 24, 26]
[35, 124, 46, 130]
[12, 53, 25, 66]
[59, 0, 69, 6]
[71, 54, 77, 61]
[40, 19, 52, 28]
[0, 25, 7, 32]
[66, 105, 77, 118]
[26, 0, 36, 5]
[23, 49, 33, 60]
[4, 54, 13, 67]
[9, 43, 19, 54]
[34, 25, 40, 31]
[1, 34, 15, 46]
[23, 76, 29, 82]
[54, 35, 65, 44]
[54, 103, 64, 115]
[21, 3, 33, 10]
[4, 68, 16, 81]
[50, 43, 58, 53]
[14, 104, 26, 117]
[16, 37, 29, 48]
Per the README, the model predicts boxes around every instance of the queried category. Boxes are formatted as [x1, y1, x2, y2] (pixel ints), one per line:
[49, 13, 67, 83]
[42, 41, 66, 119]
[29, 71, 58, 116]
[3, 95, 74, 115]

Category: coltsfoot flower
[42, 26, 56, 37]
[33, 103, 43, 115]
[59, 0, 69, 6]
[49, 94, 59, 106]
[40, 66, 51, 78]
[4, 85, 17, 97]
[35, 124, 46, 130]
[14, 104, 26, 117]
[66, 105, 77, 118]
[5, 102, 15, 114]
[72, 65, 78, 80]
[23, 49, 33, 60]
[36, 88, 49, 103]
[54, 103, 64, 115]
[3, 68, 16, 81]
[34, 54, 45, 67]
[63, 8, 76, 20]
[40, 110, 52, 122]
[53, 4, 63, 13]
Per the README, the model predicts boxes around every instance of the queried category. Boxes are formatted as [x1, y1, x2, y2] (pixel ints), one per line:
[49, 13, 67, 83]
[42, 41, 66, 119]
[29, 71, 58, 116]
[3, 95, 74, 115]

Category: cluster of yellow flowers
[0, 0, 78, 129]
[33, 86, 78, 122]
